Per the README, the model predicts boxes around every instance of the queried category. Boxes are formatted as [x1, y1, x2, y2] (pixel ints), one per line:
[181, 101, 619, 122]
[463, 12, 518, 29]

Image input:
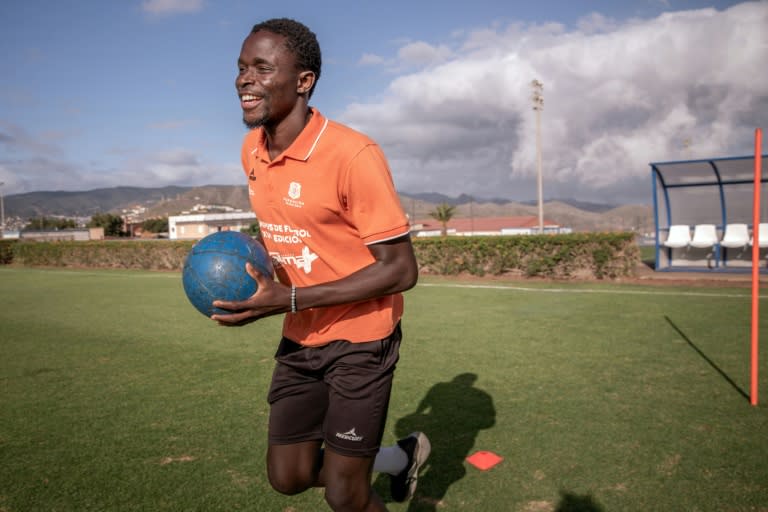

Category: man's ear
[297, 71, 316, 96]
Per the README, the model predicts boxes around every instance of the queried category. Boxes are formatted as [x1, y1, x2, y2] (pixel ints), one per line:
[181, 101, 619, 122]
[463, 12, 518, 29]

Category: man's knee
[267, 446, 319, 495]
[321, 449, 381, 511]
[267, 467, 314, 496]
[324, 480, 373, 512]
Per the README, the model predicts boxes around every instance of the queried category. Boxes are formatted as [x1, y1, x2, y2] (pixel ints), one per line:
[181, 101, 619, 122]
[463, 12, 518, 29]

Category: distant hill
[4, 185, 250, 220]
[518, 198, 619, 214]
[408, 193, 621, 213]
[5, 186, 193, 219]
[405, 192, 511, 206]
[3, 185, 653, 233]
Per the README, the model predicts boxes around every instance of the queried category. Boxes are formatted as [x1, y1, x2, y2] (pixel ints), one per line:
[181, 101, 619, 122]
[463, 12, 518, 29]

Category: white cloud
[396, 41, 453, 67]
[358, 41, 454, 72]
[0, 144, 240, 195]
[0, 117, 240, 195]
[110, 148, 241, 189]
[576, 13, 619, 34]
[141, 0, 203, 16]
[0, 121, 64, 157]
[359, 53, 385, 66]
[342, 2, 768, 204]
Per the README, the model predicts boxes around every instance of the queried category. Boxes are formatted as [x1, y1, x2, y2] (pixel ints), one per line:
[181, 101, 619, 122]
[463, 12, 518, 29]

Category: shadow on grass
[374, 373, 495, 511]
[642, 257, 657, 271]
[664, 316, 749, 401]
[555, 490, 605, 511]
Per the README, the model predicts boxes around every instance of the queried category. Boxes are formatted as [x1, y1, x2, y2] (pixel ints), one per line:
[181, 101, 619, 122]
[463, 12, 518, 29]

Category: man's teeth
[242, 94, 258, 101]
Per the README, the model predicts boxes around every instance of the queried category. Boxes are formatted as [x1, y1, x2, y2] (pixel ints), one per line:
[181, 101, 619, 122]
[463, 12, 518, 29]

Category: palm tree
[429, 203, 456, 236]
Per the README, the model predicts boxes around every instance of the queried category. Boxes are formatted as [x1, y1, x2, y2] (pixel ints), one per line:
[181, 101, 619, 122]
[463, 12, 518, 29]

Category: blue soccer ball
[182, 231, 273, 317]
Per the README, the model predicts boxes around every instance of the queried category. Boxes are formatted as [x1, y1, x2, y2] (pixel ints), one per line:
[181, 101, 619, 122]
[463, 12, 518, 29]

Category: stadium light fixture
[531, 79, 544, 234]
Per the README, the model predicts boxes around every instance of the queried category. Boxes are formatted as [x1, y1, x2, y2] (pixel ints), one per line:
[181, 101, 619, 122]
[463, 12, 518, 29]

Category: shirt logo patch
[283, 181, 305, 208]
[288, 181, 301, 199]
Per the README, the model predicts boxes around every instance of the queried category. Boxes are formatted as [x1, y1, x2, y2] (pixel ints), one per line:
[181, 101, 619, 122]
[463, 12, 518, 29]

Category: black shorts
[267, 323, 401, 457]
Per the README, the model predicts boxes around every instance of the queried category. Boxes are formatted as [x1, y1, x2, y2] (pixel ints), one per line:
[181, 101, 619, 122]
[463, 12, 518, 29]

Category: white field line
[0, 269, 179, 278]
[3, 268, 764, 300]
[418, 282, 765, 300]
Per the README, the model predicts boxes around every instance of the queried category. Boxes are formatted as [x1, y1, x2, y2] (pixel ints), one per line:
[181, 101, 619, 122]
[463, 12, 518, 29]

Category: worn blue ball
[182, 231, 273, 317]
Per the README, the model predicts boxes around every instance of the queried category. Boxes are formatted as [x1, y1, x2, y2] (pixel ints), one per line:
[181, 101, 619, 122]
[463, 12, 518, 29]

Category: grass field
[1, 267, 767, 511]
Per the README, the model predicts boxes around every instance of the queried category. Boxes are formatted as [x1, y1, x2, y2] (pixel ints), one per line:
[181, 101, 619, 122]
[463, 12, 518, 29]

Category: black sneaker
[390, 431, 431, 502]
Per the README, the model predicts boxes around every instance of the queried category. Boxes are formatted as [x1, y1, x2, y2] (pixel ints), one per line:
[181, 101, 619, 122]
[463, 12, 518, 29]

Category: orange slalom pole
[751, 128, 762, 406]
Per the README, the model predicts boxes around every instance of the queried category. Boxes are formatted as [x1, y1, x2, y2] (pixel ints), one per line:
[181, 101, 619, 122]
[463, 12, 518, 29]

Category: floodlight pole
[469, 196, 474, 235]
[532, 80, 544, 234]
[0, 181, 5, 234]
[683, 138, 692, 159]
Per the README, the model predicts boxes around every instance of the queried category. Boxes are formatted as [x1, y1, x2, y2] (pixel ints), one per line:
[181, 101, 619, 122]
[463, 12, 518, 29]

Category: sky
[1, 0, 766, 205]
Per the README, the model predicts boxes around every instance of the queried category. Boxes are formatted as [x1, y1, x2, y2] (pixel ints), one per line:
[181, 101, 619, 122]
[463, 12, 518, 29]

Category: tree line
[19, 203, 450, 238]
[22, 214, 169, 237]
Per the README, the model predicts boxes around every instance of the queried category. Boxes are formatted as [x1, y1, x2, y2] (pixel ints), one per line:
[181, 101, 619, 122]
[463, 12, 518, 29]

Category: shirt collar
[252, 107, 328, 163]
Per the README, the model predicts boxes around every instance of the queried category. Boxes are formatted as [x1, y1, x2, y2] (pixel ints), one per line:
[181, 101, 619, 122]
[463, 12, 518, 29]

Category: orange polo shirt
[241, 108, 410, 347]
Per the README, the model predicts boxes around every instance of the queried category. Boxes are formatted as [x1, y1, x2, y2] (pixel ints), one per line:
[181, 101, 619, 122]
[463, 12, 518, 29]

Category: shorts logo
[335, 428, 364, 442]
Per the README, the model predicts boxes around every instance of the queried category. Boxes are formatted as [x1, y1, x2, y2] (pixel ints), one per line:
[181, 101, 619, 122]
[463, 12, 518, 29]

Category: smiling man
[212, 18, 430, 512]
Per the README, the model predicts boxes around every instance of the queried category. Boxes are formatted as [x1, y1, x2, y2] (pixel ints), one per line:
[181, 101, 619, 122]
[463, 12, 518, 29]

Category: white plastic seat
[720, 223, 749, 248]
[749, 223, 768, 248]
[690, 224, 719, 248]
[663, 225, 691, 248]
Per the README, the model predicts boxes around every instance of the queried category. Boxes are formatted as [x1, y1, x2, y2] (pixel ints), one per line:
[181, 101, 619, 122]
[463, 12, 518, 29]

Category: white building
[168, 212, 257, 240]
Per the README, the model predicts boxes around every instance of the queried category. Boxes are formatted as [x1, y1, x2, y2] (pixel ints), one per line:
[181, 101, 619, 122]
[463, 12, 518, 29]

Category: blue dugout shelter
[651, 155, 768, 272]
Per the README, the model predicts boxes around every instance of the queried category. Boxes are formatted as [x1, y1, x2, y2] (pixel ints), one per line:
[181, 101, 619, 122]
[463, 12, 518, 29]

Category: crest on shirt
[288, 181, 301, 200]
[283, 181, 305, 208]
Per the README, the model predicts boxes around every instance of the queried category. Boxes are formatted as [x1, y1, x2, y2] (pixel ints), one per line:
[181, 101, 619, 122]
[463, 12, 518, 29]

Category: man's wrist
[290, 285, 297, 313]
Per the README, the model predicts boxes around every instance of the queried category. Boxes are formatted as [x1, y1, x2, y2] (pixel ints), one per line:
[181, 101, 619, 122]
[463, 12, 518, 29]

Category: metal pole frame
[751, 128, 762, 406]
[531, 80, 544, 234]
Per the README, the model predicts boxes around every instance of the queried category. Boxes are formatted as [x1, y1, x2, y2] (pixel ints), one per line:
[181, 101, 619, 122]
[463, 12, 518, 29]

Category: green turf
[1, 267, 767, 511]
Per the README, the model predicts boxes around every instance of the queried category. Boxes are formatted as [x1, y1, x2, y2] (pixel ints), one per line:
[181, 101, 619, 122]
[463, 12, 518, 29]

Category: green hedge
[413, 233, 639, 279]
[10, 240, 194, 271]
[3, 233, 640, 280]
[0, 240, 17, 265]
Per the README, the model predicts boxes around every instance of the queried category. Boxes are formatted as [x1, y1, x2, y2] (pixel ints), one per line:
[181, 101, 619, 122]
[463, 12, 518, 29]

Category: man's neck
[265, 104, 313, 160]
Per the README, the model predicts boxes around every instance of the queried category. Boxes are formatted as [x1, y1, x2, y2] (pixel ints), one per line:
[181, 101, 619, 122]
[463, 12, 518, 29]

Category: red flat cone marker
[466, 450, 503, 471]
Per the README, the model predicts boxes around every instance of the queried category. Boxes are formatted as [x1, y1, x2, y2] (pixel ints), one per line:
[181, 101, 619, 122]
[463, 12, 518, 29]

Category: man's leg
[266, 441, 323, 495]
[320, 448, 387, 512]
[266, 338, 328, 493]
[267, 443, 386, 511]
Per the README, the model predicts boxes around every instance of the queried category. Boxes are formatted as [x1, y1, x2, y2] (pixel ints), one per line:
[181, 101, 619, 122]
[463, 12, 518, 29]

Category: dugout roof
[651, 155, 768, 230]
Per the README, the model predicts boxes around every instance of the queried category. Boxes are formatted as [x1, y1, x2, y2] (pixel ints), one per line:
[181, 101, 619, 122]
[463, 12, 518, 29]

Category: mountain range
[2, 185, 654, 233]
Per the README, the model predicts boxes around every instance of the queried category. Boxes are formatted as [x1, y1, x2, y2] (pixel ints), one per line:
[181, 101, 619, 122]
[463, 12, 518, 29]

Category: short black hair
[251, 18, 322, 98]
